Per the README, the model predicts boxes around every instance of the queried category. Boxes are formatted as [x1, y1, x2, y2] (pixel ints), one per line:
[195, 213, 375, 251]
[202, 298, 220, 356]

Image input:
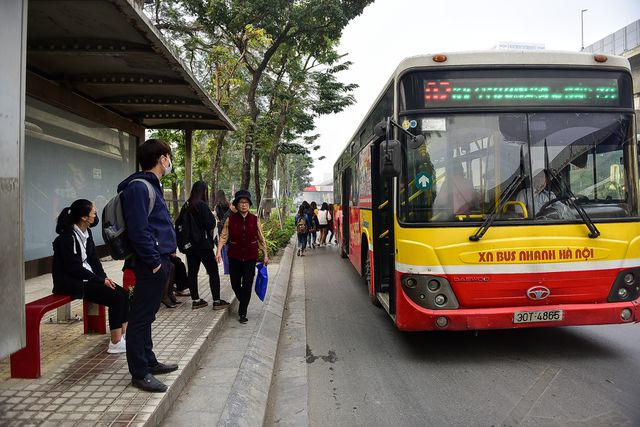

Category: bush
[261, 216, 295, 260]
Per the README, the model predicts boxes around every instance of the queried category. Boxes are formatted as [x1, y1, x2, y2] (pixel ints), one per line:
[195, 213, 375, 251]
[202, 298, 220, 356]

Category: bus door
[341, 167, 351, 257]
[371, 143, 396, 313]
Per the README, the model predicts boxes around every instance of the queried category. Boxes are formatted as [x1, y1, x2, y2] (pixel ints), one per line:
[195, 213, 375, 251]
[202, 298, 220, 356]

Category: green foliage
[260, 216, 295, 259]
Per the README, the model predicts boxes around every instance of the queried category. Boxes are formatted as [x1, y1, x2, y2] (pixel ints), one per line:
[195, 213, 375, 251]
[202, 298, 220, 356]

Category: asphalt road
[304, 245, 640, 426]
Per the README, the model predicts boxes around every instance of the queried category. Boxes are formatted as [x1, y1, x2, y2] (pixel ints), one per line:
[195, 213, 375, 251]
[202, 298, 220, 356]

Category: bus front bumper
[395, 298, 640, 331]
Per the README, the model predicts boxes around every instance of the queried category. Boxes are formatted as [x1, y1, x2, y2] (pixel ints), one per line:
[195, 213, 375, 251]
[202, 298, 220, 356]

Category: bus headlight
[401, 274, 459, 310]
[434, 294, 447, 306]
[608, 269, 640, 302]
[428, 279, 441, 292]
[406, 278, 418, 289]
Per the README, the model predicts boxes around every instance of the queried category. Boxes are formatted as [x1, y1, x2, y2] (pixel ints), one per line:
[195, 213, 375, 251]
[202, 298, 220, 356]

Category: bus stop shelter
[0, 0, 235, 359]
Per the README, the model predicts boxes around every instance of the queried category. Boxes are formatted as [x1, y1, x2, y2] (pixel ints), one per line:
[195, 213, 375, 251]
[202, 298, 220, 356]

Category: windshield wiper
[542, 138, 600, 238]
[544, 167, 600, 238]
[470, 146, 526, 242]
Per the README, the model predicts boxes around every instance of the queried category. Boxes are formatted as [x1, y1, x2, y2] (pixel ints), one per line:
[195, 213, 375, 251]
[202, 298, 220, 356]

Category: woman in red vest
[216, 190, 269, 323]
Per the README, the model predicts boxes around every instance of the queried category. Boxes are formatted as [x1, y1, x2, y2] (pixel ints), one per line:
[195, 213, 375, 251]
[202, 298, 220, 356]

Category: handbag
[254, 262, 268, 301]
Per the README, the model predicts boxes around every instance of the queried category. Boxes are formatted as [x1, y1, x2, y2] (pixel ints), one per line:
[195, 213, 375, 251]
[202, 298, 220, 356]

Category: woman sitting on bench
[53, 199, 129, 354]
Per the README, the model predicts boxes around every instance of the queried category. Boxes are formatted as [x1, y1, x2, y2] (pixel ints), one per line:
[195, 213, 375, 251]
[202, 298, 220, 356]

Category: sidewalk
[0, 240, 295, 427]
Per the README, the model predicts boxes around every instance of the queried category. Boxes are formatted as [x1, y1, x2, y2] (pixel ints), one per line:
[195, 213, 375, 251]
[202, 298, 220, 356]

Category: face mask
[90, 216, 99, 228]
[163, 157, 173, 176]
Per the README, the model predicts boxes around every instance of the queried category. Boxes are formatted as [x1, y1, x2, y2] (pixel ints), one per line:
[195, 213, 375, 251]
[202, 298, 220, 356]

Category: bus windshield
[399, 112, 636, 224]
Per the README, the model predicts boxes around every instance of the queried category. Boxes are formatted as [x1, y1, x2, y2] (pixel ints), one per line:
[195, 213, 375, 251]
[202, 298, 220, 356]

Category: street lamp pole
[581, 9, 588, 51]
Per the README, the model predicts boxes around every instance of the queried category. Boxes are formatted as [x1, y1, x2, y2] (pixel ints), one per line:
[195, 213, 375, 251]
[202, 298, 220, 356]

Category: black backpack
[175, 203, 204, 253]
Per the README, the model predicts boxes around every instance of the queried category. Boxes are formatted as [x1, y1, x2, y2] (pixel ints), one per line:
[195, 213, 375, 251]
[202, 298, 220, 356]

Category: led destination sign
[423, 78, 619, 107]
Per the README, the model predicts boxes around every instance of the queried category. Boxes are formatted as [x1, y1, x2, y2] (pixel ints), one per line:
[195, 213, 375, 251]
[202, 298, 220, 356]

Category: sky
[310, 0, 640, 183]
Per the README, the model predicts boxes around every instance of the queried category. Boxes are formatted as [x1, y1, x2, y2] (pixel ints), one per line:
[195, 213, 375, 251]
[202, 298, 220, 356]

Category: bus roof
[395, 50, 631, 77]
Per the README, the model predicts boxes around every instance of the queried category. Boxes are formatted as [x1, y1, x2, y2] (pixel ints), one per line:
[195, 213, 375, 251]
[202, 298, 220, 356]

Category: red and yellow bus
[333, 51, 640, 331]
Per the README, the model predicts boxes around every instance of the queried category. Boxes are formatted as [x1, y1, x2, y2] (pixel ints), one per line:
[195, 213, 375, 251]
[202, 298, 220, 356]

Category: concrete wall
[0, 0, 27, 359]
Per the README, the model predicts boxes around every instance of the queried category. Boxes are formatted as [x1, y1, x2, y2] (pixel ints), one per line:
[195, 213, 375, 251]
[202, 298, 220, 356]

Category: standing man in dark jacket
[119, 138, 178, 393]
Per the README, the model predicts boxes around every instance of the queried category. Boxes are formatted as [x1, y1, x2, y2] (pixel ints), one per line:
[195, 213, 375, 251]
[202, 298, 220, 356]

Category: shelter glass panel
[24, 97, 137, 260]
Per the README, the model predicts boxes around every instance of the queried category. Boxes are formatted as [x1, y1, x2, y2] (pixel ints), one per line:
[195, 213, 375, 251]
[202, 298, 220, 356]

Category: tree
[171, 0, 373, 190]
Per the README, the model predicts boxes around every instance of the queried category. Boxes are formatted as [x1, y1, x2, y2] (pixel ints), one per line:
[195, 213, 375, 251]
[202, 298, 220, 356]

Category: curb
[217, 236, 296, 426]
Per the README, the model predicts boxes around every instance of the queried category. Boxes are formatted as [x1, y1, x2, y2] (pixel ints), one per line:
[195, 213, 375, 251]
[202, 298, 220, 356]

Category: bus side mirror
[374, 120, 387, 139]
[380, 140, 401, 177]
[408, 134, 425, 149]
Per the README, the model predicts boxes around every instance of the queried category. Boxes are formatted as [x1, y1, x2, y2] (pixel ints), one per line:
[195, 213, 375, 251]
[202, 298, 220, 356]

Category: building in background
[299, 181, 334, 205]
[584, 19, 640, 112]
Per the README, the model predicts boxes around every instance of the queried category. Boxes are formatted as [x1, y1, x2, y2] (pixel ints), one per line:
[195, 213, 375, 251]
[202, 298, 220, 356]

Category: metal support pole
[581, 9, 588, 51]
[184, 129, 193, 198]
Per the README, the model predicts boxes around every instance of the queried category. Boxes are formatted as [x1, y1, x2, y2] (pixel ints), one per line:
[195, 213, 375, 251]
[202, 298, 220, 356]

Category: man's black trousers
[126, 256, 170, 379]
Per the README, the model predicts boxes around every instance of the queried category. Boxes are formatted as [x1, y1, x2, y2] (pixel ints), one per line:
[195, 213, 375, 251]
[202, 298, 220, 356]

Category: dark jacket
[188, 200, 216, 250]
[118, 171, 177, 269]
[52, 228, 106, 299]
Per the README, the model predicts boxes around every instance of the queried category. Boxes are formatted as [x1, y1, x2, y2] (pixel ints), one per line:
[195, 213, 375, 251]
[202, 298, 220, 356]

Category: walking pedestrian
[52, 199, 129, 354]
[306, 201, 319, 249]
[327, 203, 335, 244]
[295, 205, 310, 256]
[119, 138, 179, 393]
[216, 190, 269, 324]
[182, 181, 230, 310]
[317, 202, 331, 246]
[213, 189, 232, 275]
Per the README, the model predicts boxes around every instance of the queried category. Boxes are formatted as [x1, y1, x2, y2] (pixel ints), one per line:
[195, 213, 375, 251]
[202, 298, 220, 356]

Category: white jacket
[317, 209, 331, 225]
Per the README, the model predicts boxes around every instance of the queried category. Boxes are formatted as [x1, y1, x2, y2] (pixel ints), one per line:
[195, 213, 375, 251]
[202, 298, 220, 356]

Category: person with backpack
[52, 199, 129, 354]
[295, 205, 310, 256]
[178, 181, 229, 310]
[118, 138, 179, 393]
[317, 202, 332, 246]
[215, 190, 268, 324]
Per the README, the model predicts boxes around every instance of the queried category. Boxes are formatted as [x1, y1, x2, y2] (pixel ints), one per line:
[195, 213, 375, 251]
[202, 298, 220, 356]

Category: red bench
[10, 294, 106, 378]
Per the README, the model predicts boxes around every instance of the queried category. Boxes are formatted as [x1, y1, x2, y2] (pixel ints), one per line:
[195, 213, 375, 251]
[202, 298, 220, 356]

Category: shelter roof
[27, 0, 235, 131]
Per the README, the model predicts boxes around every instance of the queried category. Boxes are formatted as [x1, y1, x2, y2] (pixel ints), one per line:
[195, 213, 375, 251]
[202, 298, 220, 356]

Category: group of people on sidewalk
[50, 138, 268, 393]
[295, 201, 336, 256]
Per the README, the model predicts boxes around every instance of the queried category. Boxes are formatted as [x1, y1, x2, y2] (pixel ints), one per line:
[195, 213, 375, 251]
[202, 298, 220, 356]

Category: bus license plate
[513, 309, 563, 324]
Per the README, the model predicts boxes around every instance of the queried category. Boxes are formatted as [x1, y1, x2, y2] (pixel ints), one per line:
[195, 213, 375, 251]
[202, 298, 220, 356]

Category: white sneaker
[107, 338, 126, 354]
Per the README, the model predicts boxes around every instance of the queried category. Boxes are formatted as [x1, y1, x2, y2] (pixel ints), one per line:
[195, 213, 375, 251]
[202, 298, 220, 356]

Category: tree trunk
[279, 155, 289, 221]
[239, 25, 292, 191]
[254, 151, 261, 214]
[263, 101, 289, 219]
[210, 131, 226, 208]
[240, 122, 254, 190]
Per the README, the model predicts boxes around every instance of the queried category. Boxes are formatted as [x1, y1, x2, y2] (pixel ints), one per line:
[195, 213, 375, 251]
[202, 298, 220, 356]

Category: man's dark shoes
[212, 299, 231, 310]
[148, 362, 179, 375]
[239, 316, 248, 324]
[131, 373, 167, 393]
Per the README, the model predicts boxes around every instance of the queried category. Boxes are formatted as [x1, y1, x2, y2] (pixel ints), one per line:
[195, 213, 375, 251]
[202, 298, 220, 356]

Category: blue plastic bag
[221, 244, 229, 275]
[255, 262, 268, 301]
